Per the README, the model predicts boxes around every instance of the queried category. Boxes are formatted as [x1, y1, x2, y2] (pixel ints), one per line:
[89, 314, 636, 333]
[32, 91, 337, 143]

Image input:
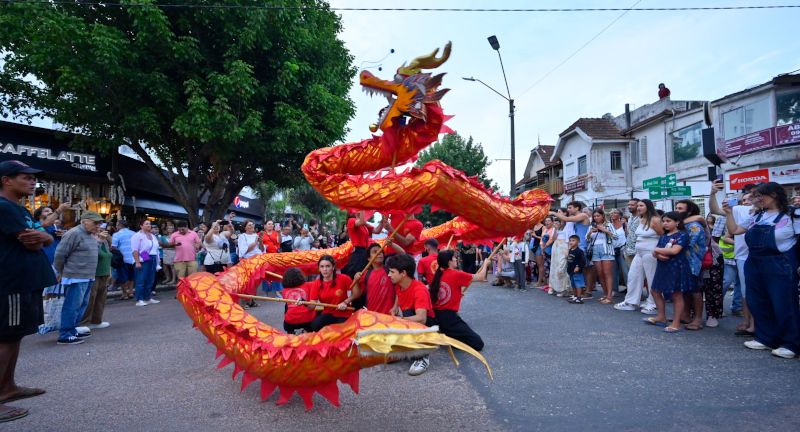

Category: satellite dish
[703, 102, 713, 127]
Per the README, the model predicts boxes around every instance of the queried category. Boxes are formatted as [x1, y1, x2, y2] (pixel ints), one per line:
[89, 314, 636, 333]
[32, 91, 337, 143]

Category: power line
[1, 1, 799, 12]
[517, 0, 641, 98]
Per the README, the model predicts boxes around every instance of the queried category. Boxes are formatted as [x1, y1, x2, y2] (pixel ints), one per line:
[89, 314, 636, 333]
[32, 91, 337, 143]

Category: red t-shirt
[390, 217, 423, 253]
[433, 269, 472, 311]
[417, 253, 439, 284]
[260, 230, 280, 254]
[282, 283, 316, 324]
[347, 218, 374, 249]
[359, 267, 396, 315]
[396, 279, 435, 318]
[309, 274, 354, 318]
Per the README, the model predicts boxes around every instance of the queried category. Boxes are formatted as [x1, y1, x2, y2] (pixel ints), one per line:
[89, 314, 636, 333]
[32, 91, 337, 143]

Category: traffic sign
[643, 177, 662, 190]
[668, 186, 692, 199]
[665, 173, 677, 187]
[648, 188, 663, 200]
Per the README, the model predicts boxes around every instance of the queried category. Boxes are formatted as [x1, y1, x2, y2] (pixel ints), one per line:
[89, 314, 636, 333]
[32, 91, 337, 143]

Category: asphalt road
[7, 279, 800, 431]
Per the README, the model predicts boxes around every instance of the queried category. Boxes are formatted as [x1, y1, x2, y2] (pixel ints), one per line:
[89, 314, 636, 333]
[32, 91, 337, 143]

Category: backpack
[110, 249, 125, 269]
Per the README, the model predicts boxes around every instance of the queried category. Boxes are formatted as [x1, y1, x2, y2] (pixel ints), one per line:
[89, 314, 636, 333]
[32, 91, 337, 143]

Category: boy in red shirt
[429, 250, 488, 351]
[389, 214, 423, 254]
[353, 241, 405, 315]
[416, 239, 439, 285]
[386, 253, 437, 376]
[280, 268, 315, 334]
[342, 211, 387, 309]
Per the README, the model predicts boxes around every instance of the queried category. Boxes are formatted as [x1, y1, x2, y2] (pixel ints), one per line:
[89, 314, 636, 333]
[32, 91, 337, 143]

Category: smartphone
[100, 223, 108, 229]
[725, 198, 738, 207]
[219, 220, 229, 226]
[303, 224, 309, 230]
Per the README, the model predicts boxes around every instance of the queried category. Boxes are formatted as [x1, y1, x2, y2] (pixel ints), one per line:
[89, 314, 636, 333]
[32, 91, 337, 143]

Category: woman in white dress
[614, 199, 663, 313]
[549, 209, 571, 297]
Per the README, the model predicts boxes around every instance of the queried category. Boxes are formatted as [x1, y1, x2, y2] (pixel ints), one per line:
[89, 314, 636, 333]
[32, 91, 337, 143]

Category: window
[777, 92, 800, 126]
[578, 156, 587, 175]
[631, 137, 648, 167]
[671, 122, 703, 163]
[722, 98, 771, 140]
[610, 151, 622, 170]
[565, 162, 575, 178]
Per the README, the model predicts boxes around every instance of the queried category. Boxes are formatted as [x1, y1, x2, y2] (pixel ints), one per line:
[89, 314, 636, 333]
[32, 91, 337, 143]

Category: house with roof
[551, 117, 635, 209]
[536, 157, 563, 207]
[514, 144, 554, 195]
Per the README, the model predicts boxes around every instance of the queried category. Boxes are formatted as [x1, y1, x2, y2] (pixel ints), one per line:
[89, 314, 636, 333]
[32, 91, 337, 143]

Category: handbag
[701, 250, 713, 269]
[586, 228, 599, 261]
[542, 233, 552, 255]
[38, 290, 64, 334]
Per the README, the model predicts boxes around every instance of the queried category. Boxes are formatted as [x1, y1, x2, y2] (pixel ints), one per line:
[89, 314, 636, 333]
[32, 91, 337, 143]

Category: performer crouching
[307, 255, 358, 332]
[386, 253, 437, 376]
[353, 240, 406, 315]
[281, 268, 314, 335]
[341, 211, 386, 309]
[429, 250, 487, 351]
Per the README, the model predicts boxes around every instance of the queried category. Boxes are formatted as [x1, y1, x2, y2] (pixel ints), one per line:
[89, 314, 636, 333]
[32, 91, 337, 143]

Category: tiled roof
[535, 145, 555, 163]
[515, 175, 537, 187]
[558, 118, 626, 140]
[537, 158, 562, 172]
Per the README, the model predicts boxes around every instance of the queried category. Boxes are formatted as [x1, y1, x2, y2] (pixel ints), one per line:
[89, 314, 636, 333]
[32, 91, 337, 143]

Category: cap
[80, 211, 105, 222]
[0, 160, 44, 177]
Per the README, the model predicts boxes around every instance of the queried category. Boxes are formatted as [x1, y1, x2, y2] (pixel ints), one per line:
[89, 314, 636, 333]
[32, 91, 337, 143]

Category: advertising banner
[725, 130, 773, 157]
[768, 164, 800, 185]
[729, 169, 770, 190]
[775, 123, 800, 146]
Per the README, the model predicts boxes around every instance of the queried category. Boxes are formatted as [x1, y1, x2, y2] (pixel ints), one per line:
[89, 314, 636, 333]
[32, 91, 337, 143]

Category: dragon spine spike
[397, 41, 452, 75]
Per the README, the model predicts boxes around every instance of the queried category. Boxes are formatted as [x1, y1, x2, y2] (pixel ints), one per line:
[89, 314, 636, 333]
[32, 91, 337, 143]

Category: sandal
[0, 407, 28, 423]
[0, 387, 45, 404]
[643, 317, 668, 327]
[600, 298, 614, 304]
[116, 296, 129, 301]
[663, 326, 684, 333]
[249, 302, 260, 308]
[242, 304, 251, 310]
[685, 323, 704, 331]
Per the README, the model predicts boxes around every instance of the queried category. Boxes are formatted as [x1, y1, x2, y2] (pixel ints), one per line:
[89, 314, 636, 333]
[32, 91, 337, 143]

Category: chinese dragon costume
[177, 42, 552, 410]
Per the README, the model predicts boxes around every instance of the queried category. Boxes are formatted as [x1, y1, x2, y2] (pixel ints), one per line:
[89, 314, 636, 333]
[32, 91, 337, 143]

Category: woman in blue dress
[644, 211, 694, 333]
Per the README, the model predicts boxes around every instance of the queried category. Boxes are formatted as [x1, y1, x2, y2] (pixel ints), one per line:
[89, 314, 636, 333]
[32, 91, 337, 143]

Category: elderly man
[53, 211, 105, 345]
[0, 160, 55, 423]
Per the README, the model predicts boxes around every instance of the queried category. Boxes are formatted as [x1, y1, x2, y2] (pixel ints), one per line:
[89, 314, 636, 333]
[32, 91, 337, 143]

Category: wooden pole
[349, 215, 411, 289]
[264, 270, 282, 279]
[464, 239, 506, 293]
[445, 233, 455, 249]
[237, 293, 355, 311]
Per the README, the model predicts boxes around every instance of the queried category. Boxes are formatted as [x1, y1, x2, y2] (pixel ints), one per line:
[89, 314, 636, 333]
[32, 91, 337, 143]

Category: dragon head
[360, 42, 452, 132]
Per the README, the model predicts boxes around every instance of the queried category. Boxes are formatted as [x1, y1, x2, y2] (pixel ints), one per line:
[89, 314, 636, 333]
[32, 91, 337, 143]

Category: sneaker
[744, 340, 771, 350]
[135, 300, 148, 306]
[706, 317, 719, 328]
[614, 302, 636, 311]
[547, 288, 555, 295]
[75, 332, 92, 339]
[567, 297, 583, 304]
[556, 292, 565, 297]
[640, 306, 657, 315]
[408, 357, 430, 376]
[146, 299, 160, 304]
[76, 326, 91, 334]
[771, 347, 798, 359]
[519, 288, 527, 292]
[57, 336, 85, 345]
[88, 322, 110, 329]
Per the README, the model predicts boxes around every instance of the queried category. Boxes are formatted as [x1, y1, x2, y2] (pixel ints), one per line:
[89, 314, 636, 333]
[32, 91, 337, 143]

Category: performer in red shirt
[389, 214, 423, 254]
[429, 250, 488, 351]
[342, 211, 386, 309]
[280, 268, 315, 334]
[386, 253, 437, 376]
[353, 240, 405, 315]
[416, 239, 440, 285]
[306, 255, 359, 332]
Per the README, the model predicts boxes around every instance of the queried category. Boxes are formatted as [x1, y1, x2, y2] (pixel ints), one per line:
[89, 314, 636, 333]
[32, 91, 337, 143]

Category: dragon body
[178, 42, 551, 409]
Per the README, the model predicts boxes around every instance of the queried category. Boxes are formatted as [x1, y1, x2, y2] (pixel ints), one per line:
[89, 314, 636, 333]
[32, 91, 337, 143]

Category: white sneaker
[75, 326, 91, 334]
[640, 306, 657, 315]
[614, 302, 636, 311]
[135, 300, 148, 306]
[408, 357, 430, 376]
[706, 317, 719, 328]
[771, 347, 798, 359]
[146, 299, 160, 304]
[556, 292, 565, 297]
[88, 322, 110, 329]
[547, 288, 555, 295]
[744, 340, 770, 350]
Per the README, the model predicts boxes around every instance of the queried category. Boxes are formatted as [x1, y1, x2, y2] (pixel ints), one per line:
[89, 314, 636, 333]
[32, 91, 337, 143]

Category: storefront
[0, 121, 119, 226]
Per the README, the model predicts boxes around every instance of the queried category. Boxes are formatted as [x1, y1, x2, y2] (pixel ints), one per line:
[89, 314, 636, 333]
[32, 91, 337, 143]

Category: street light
[462, 35, 516, 196]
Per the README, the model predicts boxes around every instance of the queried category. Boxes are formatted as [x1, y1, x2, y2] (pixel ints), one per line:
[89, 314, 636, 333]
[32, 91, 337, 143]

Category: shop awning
[123, 197, 189, 218]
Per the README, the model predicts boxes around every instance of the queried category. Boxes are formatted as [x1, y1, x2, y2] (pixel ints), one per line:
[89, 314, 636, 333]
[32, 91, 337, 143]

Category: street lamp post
[463, 35, 516, 196]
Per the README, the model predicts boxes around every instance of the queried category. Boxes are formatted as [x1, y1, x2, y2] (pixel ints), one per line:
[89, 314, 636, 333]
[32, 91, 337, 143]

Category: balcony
[538, 179, 564, 196]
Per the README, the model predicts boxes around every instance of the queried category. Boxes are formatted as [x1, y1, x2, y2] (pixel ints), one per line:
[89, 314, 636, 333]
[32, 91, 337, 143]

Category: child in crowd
[281, 268, 315, 335]
[566, 235, 587, 304]
[509, 236, 529, 292]
[646, 211, 694, 333]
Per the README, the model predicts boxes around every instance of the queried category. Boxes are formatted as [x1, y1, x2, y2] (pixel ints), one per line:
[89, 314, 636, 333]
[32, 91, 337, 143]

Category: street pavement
[7, 279, 800, 431]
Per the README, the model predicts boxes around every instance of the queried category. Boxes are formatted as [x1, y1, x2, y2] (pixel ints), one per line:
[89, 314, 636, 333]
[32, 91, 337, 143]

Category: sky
[9, 0, 799, 196]
[333, 0, 800, 194]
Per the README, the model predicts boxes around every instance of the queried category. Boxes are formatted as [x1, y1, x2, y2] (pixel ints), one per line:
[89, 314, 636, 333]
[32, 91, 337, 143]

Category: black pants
[434, 309, 484, 351]
[284, 321, 313, 334]
[310, 313, 348, 332]
[342, 247, 368, 310]
[205, 263, 226, 274]
[402, 309, 438, 327]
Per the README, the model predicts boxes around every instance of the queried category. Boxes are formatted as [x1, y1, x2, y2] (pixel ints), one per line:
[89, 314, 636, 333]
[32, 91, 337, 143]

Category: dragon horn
[398, 41, 452, 75]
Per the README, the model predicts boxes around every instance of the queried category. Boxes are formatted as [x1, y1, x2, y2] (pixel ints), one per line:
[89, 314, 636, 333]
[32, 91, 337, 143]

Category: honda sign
[729, 169, 769, 190]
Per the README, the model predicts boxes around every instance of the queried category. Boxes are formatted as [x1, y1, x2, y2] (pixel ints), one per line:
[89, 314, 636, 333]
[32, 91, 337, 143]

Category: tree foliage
[0, 0, 355, 225]
[415, 132, 497, 226]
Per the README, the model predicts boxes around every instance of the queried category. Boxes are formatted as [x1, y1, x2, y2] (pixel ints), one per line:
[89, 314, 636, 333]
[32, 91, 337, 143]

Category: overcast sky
[334, 0, 799, 193]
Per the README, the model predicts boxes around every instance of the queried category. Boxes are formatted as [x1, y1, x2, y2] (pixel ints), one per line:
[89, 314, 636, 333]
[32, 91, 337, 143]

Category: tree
[0, 0, 355, 226]
[415, 132, 497, 226]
